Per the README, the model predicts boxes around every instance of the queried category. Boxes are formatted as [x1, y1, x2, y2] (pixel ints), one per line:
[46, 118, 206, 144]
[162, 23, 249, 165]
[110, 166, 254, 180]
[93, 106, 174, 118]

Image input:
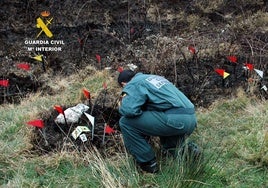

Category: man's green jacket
[119, 73, 194, 117]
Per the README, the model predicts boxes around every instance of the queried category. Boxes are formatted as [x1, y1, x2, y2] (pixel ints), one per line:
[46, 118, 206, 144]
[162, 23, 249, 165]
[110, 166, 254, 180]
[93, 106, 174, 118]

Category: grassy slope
[0, 70, 267, 187]
[195, 90, 268, 187]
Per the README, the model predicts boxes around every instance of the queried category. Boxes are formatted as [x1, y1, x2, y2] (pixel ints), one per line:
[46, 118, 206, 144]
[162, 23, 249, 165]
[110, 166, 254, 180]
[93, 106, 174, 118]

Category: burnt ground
[31, 101, 123, 156]
[1, 0, 268, 156]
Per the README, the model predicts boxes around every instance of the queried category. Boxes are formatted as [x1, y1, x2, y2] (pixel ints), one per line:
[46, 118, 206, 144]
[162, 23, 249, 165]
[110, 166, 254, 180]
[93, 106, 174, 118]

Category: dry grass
[1, 70, 268, 187]
[1, 1, 268, 187]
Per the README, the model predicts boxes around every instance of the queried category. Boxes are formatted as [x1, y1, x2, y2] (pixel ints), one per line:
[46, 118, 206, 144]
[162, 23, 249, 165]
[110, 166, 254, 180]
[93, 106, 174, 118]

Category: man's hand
[117, 93, 126, 108]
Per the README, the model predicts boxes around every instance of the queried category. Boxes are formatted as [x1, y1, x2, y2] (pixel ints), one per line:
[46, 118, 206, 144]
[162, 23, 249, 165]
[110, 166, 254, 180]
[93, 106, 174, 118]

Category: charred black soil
[1, 0, 267, 155]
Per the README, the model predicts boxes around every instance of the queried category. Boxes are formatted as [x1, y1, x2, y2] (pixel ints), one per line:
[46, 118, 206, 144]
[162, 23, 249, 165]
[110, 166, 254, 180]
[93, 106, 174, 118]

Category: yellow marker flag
[223, 72, 230, 79]
[32, 55, 43, 62]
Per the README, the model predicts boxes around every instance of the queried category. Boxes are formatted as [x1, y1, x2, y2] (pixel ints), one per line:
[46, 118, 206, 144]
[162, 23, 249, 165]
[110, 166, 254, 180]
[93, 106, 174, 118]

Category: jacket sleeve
[119, 84, 148, 117]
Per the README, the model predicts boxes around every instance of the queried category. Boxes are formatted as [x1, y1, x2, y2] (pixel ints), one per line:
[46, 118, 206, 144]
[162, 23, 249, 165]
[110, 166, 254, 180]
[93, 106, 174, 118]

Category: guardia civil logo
[36, 11, 53, 38]
[24, 11, 64, 52]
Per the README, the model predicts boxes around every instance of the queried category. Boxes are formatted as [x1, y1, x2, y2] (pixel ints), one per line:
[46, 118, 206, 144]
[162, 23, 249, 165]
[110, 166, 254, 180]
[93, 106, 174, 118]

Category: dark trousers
[119, 109, 197, 163]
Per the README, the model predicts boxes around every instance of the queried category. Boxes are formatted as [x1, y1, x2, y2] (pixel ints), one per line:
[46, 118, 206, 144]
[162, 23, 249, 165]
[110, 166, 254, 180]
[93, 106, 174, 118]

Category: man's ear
[121, 82, 127, 87]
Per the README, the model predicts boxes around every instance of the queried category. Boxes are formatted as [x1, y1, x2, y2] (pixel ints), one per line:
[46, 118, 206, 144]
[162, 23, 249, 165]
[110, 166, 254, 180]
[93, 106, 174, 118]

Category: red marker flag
[27, 119, 44, 128]
[103, 82, 107, 89]
[130, 27, 135, 34]
[54, 105, 64, 115]
[104, 124, 116, 134]
[188, 46, 196, 54]
[17, 63, 30, 71]
[215, 69, 230, 79]
[245, 63, 254, 71]
[227, 56, 237, 63]
[78, 38, 84, 46]
[117, 66, 124, 73]
[96, 54, 101, 64]
[0, 79, 9, 87]
[82, 88, 91, 99]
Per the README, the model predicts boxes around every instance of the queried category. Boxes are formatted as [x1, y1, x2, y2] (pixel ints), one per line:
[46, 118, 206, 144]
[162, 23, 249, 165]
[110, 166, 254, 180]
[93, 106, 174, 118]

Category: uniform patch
[146, 76, 170, 89]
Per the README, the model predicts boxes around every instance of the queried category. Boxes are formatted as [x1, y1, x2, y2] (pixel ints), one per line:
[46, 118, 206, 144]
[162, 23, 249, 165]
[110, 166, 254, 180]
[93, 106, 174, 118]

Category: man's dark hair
[118, 69, 136, 86]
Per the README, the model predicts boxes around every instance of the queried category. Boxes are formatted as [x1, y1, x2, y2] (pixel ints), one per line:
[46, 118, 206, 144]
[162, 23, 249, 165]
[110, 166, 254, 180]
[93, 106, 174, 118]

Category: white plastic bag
[55, 103, 89, 124]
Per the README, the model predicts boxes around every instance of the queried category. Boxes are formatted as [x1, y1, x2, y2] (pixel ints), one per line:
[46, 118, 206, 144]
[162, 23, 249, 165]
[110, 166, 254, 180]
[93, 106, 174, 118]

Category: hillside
[1, 0, 267, 105]
[0, 0, 268, 187]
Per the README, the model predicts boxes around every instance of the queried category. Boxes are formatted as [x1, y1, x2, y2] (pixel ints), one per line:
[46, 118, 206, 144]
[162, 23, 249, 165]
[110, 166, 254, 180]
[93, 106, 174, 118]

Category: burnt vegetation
[0, 0, 268, 154]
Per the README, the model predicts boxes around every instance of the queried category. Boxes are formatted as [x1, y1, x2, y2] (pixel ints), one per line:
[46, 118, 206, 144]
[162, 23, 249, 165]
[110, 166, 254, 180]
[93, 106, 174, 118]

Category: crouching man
[117, 70, 199, 173]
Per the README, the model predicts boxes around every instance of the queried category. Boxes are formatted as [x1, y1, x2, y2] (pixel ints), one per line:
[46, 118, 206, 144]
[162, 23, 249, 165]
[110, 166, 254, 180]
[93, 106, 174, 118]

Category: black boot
[138, 158, 159, 173]
[185, 141, 202, 160]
